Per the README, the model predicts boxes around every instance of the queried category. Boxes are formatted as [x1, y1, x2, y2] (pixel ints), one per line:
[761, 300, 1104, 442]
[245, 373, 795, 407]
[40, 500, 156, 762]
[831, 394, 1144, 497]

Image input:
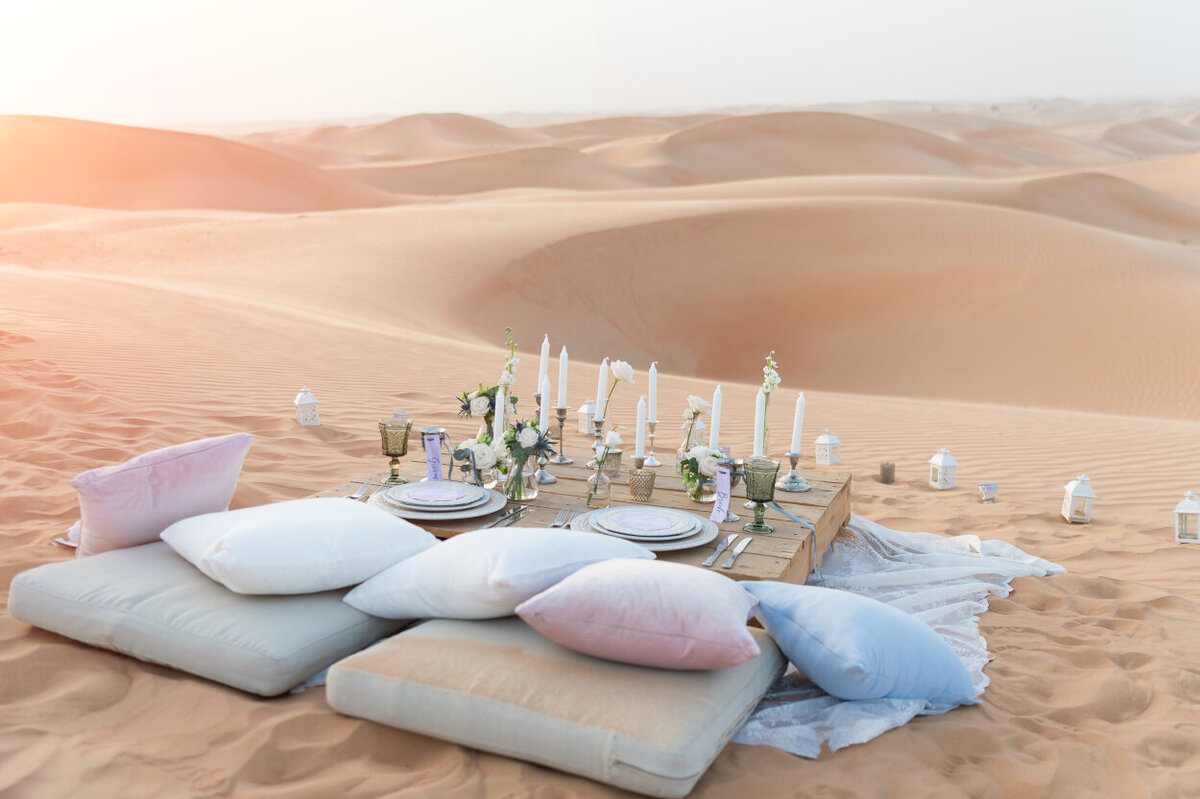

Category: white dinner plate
[570, 511, 719, 552]
[589, 506, 700, 540]
[370, 488, 507, 521]
[383, 481, 489, 510]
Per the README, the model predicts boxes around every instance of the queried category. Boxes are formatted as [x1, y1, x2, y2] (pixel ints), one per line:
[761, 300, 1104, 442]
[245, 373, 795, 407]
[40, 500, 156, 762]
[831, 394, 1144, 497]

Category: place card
[711, 466, 731, 523]
[423, 433, 443, 481]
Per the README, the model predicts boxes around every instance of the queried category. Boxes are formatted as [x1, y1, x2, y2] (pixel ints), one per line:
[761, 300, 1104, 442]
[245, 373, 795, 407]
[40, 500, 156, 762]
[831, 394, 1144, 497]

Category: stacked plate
[570, 505, 719, 552]
[370, 481, 506, 521]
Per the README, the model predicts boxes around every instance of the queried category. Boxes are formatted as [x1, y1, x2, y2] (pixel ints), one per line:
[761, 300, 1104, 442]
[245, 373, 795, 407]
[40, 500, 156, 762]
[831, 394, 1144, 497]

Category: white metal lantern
[294, 387, 320, 426]
[1175, 491, 1200, 544]
[577, 399, 595, 434]
[929, 448, 958, 490]
[814, 428, 840, 466]
[1061, 475, 1095, 524]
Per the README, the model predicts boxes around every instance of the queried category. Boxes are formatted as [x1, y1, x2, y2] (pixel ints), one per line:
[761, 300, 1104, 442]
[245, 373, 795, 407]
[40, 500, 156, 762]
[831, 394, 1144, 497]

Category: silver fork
[347, 481, 372, 501]
[548, 507, 571, 528]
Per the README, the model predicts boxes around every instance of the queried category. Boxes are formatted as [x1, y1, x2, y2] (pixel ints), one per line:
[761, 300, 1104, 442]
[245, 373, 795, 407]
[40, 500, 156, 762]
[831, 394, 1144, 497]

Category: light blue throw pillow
[741, 581, 976, 706]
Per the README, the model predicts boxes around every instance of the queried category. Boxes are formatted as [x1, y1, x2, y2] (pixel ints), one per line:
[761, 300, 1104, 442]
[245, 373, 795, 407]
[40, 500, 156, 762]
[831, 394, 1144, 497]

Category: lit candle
[556, 346, 569, 409]
[537, 334, 550, 399]
[708, 385, 723, 450]
[647, 362, 658, 421]
[752, 388, 766, 458]
[539, 377, 552, 434]
[790, 392, 806, 454]
[635, 395, 646, 458]
[494, 387, 506, 441]
[594, 358, 609, 420]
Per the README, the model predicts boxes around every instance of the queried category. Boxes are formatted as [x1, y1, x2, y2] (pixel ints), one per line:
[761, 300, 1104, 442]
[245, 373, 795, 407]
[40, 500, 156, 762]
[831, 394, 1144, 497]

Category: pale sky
[1, 0, 1197, 128]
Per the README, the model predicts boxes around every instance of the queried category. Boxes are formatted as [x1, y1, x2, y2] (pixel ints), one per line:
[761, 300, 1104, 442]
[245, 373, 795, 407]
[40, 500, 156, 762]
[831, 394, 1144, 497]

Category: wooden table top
[315, 457, 851, 585]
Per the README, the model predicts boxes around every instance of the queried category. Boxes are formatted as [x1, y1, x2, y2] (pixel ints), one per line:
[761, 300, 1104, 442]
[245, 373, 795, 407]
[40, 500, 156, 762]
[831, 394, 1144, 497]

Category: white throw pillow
[741, 581, 976, 706]
[162, 497, 437, 595]
[343, 527, 655, 619]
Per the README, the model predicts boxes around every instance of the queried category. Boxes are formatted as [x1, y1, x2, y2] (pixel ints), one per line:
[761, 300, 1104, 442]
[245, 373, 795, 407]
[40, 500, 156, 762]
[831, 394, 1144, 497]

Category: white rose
[698, 455, 719, 478]
[470, 442, 497, 469]
[493, 441, 508, 462]
[686, 395, 712, 415]
[517, 427, 539, 449]
[610, 360, 635, 384]
[458, 437, 476, 451]
[604, 430, 623, 447]
[469, 396, 491, 417]
[685, 444, 711, 460]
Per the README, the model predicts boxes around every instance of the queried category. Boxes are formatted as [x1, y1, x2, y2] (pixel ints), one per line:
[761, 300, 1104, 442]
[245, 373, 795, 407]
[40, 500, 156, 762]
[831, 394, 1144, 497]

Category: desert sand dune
[1101, 116, 1200, 156]
[0, 116, 398, 212]
[328, 145, 670, 195]
[270, 113, 544, 163]
[4, 102, 1200, 798]
[650, 111, 1028, 181]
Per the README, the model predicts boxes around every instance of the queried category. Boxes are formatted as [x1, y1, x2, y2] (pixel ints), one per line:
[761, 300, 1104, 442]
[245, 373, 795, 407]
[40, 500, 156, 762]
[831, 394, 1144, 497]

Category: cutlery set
[701, 533, 753, 569]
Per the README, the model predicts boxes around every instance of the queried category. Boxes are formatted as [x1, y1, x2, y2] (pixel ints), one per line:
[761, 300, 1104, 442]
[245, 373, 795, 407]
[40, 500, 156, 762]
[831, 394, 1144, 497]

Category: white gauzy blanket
[732, 514, 1065, 758]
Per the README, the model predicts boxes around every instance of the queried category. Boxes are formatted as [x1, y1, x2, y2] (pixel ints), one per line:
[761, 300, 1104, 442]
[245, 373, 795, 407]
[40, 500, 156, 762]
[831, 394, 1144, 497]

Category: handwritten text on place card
[423, 434, 443, 481]
[711, 466, 731, 523]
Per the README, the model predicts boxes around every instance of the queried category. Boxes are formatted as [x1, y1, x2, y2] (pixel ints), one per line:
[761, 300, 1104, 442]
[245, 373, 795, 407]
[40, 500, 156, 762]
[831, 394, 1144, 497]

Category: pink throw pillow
[72, 433, 254, 558]
[515, 559, 760, 670]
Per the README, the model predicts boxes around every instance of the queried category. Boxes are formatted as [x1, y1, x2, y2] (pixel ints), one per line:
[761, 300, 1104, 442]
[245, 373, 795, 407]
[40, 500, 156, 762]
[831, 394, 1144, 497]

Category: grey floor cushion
[8, 542, 404, 696]
[326, 617, 786, 798]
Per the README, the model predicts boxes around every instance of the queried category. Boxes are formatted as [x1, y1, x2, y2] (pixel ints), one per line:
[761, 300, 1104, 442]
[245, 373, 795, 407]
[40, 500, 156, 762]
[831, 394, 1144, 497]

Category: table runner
[732, 514, 1064, 757]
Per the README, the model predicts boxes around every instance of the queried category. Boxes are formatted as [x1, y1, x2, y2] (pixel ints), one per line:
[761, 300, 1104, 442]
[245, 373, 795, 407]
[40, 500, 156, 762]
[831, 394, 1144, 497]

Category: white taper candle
[539, 377, 552, 434]
[647, 362, 658, 421]
[635, 395, 646, 458]
[556, 347, 569, 409]
[594, 358, 609, 420]
[708, 385, 723, 450]
[537, 334, 550, 397]
[790, 392, 806, 454]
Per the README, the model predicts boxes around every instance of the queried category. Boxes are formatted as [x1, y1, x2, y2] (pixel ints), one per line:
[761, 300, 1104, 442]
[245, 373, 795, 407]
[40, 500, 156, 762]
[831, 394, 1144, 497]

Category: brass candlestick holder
[551, 407, 573, 464]
[743, 456, 780, 534]
[378, 419, 413, 484]
[645, 420, 662, 467]
[717, 457, 744, 523]
[628, 455, 655, 502]
[776, 451, 811, 492]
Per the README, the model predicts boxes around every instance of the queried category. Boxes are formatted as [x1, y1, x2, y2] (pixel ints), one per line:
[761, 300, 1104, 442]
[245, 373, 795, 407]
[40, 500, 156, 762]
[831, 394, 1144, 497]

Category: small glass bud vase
[464, 466, 499, 491]
[503, 456, 538, 502]
[688, 476, 717, 503]
[628, 457, 655, 503]
[586, 472, 611, 505]
[601, 449, 624, 478]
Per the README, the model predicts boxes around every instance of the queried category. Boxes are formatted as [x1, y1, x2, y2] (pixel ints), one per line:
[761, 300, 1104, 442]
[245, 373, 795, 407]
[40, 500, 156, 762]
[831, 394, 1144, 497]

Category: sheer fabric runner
[733, 514, 1064, 758]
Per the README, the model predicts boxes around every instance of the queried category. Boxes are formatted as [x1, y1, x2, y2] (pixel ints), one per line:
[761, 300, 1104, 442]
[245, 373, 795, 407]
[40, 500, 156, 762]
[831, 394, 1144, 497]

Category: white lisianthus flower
[517, 426, 539, 449]
[686, 395, 712, 415]
[610, 360, 635, 384]
[467, 390, 479, 400]
[458, 437, 477, 451]
[492, 441, 508, 463]
[469, 396, 491, 417]
[685, 444, 713, 461]
[470, 442, 497, 469]
[604, 430, 623, 447]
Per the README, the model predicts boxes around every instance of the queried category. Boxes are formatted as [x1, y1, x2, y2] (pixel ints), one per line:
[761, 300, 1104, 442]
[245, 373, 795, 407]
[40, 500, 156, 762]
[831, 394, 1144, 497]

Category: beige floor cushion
[8, 542, 404, 696]
[326, 617, 785, 798]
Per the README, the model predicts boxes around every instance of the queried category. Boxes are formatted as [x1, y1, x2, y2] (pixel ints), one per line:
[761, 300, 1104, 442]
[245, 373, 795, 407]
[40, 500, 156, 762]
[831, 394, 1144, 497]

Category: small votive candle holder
[880, 462, 895, 484]
[628, 456, 655, 503]
[601, 448, 624, 478]
[978, 483, 999, 504]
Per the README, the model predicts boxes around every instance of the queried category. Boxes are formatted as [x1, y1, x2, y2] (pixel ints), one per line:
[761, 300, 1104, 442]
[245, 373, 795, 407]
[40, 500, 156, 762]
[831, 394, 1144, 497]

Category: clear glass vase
[503, 457, 538, 502]
[586, 472, 611, 506]
[687, 476, 717, 503]
[464, 466, 499, 491]
[600, 449, 623, 478]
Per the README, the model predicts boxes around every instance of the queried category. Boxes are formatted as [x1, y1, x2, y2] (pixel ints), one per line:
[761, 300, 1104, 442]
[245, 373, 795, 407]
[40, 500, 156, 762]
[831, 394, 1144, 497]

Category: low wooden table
[316, 461, 851, 585]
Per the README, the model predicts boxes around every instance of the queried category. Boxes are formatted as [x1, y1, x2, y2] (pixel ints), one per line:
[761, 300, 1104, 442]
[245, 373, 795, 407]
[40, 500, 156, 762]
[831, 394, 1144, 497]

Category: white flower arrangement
[610, 360, 635, 385]
[680, 444, 722, 490]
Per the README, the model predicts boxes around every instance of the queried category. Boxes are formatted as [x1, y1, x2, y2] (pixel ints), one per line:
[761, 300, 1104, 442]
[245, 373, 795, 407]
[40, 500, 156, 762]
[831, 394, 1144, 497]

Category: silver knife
[702, 533, 738, 567]
[494, 507, 532, 528]
[480, 505, 528, 529]
[721, 536, 752, 569]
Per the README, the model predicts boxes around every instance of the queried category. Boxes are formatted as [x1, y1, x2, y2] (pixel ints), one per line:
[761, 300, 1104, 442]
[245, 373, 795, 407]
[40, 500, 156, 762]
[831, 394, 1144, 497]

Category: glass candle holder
[742, 456, 780, 534]
[628, 456, 655, 503]
[600, 448, 624, 478]
[379, 419, 412, 484]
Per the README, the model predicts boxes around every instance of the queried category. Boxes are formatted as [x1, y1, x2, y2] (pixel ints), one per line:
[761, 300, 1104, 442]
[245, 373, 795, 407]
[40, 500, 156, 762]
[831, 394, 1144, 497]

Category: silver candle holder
[551, 407, 573, 464]
[645, 420, 662, 467]
[775, 451, 811, 492]
[588, 417, 605, 468]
